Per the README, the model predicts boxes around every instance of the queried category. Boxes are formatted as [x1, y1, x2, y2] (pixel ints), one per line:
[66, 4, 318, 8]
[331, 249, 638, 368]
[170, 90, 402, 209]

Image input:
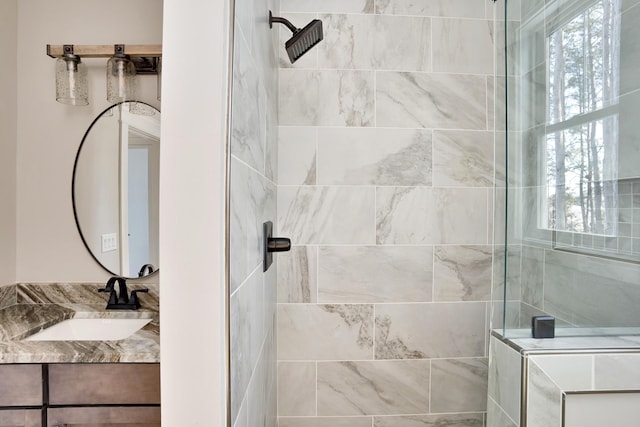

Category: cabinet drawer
[0, 365, 43, 406]
[47, 406, 160, 427]
[0, 408, 42, 427]
[48, 364, 160, 405]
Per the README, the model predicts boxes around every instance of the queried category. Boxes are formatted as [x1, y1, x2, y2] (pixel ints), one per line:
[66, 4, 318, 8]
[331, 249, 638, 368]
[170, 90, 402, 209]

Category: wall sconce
[47, 44, 162, 106]
[106, 44, 136, 103]
[55, 45, 88, 106]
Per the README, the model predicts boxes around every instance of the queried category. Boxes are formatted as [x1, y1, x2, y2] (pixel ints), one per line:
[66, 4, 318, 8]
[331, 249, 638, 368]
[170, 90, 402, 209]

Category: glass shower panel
[502, 0, 640, 336]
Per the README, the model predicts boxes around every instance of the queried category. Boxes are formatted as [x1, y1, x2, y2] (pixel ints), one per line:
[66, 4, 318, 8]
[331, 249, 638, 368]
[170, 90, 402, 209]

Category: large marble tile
[531, 354, 593, 390]
[279, 186, 376, 245]
[595, 354, 640, 389]
[280, 0, 373, 13]
[317, 14, 430, 71]
[376, 187, 489, 245]
[317, 14, 373, 69]
[278, 126, 316, 185]
[264, 259, 278, 335]
[278, 304, 373, 360]
[432, 130, 493, 187]
[230, 157, 276, 293]
[619, 91, 640, 180]
[233, 393, 248, 427]
[372, 15, 430, 71]
[518, 18, 544, 75]
[265, 100, 278, 183]
[248, 345, 268, 427]
[318, 246, 433, 303]
[521, 63, 546, 130]
[520, 245, 543, 308]
[279, 417, 373, 427]
[544, 250, 640, 326]
[248, 0, 278, 100]
[375, 0, 486, 18]
[431, 358, 488, 413]
[433, 245, 492, 301]
[231, 32, 266, 174]
[375, 302, 486, 358]
[279, 69, 375, 127]
[374, 414, 483, 427]
[278, 362, 316, 416]
[317, 128, 431, 186]
[317, 360, 430, 415]
[230, 269, 264, 421]
[277, 246, 318, 303]
[376, 72, 487, 130]
[432, 18, 493, 74]
[486, 397, 518, 427]
[527, 360, 562, 427]
[488, 337, 521, 425]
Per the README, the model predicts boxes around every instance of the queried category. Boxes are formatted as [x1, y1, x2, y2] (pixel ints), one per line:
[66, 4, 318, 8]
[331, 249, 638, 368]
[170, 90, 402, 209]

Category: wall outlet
[101, 233, 118, 253]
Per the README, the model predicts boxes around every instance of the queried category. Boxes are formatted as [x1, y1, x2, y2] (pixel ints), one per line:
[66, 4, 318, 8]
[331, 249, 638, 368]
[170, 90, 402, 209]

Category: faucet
[98, 277, 148, 310]
[137, 263, 156, 278]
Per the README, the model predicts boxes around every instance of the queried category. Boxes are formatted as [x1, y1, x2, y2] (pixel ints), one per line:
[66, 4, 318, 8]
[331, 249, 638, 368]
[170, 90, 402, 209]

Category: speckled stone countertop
[0, 283, 159, 363]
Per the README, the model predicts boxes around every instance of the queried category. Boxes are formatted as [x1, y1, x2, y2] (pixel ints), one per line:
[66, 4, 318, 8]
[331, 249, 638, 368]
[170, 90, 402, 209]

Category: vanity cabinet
[0, 364, 160, 427]
[47, 364, 160, 427]
[0, 409, 42, 427]
[0, 365, 43, 427]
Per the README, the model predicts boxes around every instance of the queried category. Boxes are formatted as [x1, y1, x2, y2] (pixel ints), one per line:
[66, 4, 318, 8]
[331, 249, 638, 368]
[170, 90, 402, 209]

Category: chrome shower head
[269, 11, 324, 64]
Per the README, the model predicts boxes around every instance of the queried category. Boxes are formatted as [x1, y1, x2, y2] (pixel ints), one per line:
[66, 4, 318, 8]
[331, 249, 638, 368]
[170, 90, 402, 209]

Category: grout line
[428, 358, 432, 413]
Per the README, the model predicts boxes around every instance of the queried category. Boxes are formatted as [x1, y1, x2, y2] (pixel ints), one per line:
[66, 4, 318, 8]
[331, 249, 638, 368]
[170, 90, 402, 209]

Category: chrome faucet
[98, 277, 148, 310]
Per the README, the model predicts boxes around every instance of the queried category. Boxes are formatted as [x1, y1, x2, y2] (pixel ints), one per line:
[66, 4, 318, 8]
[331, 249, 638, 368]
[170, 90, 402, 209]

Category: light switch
[101, 233, 118, 253]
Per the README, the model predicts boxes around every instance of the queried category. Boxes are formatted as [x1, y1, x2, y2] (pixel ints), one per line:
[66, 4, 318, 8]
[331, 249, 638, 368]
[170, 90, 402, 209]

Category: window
[544, 0, 621, 238]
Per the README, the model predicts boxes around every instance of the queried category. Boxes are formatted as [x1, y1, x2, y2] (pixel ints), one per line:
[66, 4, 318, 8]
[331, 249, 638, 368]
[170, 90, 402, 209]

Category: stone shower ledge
[492, 328, 640, 353]
[0, 283, 159, 364]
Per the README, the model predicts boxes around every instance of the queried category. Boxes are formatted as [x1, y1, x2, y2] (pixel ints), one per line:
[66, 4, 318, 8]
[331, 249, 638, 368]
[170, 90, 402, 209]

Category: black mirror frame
[71, 101, 160, 279]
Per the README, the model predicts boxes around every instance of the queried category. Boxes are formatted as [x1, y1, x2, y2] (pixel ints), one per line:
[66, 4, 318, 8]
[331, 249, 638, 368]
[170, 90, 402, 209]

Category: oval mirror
[73, 102, 160, 279]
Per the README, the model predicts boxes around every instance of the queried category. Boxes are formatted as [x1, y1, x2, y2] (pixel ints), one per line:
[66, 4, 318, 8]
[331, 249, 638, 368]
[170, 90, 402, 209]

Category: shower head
[269, 11, 323, 64]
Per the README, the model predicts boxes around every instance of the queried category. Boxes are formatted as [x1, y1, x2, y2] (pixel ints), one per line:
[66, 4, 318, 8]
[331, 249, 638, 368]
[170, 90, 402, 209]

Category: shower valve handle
[267, 237, 291, 253]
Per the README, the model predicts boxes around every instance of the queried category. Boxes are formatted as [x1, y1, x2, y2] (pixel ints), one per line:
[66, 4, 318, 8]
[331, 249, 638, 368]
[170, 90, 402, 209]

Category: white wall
[16, 0, 162, 282]
[159, 0, 230, 425]
[0, 0, 17, 287]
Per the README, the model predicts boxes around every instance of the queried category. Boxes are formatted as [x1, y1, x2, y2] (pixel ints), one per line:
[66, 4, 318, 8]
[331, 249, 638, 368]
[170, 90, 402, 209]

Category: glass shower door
[501, 0, 640, 336]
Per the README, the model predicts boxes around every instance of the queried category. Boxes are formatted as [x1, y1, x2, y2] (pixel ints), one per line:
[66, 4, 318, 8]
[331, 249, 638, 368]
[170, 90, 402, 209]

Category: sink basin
[24, 318, 152, 341]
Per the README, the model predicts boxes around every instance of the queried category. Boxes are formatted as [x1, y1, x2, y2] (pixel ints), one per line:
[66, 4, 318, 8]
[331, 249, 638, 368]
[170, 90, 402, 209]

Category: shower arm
[269, 12, 300, 34]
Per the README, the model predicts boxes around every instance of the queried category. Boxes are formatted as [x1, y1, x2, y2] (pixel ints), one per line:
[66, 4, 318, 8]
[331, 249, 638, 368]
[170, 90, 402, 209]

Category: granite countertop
[0, 283, 159, 364]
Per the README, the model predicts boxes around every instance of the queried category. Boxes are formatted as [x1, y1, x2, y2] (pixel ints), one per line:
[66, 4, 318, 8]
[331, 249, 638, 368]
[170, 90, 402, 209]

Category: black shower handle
[267, 237, 291, 253]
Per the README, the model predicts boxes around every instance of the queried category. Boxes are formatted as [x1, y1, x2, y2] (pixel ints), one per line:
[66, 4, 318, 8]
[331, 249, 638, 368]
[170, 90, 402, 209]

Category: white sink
[24, 318, 152, 341]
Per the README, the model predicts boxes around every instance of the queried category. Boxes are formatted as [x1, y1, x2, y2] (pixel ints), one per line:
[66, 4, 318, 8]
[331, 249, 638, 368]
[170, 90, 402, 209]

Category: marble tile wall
[229, 0, 279, 426]
[277, 0, 496, 424]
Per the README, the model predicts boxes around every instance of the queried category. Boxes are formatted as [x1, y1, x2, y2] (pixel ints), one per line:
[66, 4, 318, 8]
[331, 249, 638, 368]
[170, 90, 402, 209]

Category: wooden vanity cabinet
[0, 365, 43, 406]
[0, 364, 160, 427]
[0, 409, 42, 427]
[0, 365, 44, 427]
[47, 364, 160, 427]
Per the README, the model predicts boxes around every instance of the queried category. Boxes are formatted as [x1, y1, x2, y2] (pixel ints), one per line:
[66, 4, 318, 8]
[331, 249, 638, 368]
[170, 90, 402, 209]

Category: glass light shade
[106, 56, 136, 103]
[129, 102, 156, 116]
[55, 56, 88, 106]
